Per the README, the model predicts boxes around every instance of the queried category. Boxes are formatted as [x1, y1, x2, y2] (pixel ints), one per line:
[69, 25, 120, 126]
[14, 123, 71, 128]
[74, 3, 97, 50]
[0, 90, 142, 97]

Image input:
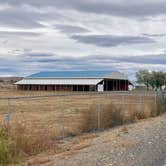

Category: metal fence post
[140, 94, 144, 111]
[61, 96, 65, 140]
[161, 91, 163, 101]
[98, 94, 101, 130]
[155, 92, 157, 105]
[121, 95, 125, 124]
[7, 98, 11, 138]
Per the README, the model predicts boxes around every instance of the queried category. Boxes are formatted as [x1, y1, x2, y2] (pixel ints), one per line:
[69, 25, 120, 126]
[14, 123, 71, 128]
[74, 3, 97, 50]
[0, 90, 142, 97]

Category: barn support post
[97, 94, 101, 130]
[127, 81, 129, 91]
[125, 80, 126, 91]
[61, 96, 65, 140]
[116, 80, 118, 91]
[119, 80, 120, 91]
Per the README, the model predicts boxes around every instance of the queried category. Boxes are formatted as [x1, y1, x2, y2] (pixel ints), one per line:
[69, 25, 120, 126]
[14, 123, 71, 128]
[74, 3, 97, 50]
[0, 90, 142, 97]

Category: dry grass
[0, 89, 161, 165]
[80, 102, 123, 132]
[12, 123, 58, 155]
[0, 125, 23, 166]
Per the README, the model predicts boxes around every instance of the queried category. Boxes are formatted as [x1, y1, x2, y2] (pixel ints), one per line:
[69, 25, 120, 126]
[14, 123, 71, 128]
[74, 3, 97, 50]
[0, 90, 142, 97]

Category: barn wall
[17, 80, 129, 91]
[104, 79, 129, 91]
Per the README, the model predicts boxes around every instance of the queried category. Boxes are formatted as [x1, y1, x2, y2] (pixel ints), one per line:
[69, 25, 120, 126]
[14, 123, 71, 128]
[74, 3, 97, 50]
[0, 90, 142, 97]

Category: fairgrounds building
[15, 71, 131, 92]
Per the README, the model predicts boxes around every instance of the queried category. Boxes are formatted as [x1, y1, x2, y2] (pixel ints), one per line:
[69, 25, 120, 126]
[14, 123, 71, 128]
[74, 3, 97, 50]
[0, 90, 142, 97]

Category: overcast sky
[0, 0, 166, 79]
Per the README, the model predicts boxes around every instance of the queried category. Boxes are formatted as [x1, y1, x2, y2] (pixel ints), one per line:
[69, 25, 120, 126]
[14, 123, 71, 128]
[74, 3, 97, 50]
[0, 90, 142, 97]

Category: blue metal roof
[27, 70, 116, 78]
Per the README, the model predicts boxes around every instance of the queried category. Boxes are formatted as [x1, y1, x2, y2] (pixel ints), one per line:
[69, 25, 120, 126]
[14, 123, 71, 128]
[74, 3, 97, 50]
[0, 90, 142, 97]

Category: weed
[0, 125, 22, 166]
[81, 102, 123, 132]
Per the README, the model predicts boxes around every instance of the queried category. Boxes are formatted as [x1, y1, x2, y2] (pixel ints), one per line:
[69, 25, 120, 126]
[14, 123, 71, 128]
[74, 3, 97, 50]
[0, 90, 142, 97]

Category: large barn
[15, 71, 131, 92]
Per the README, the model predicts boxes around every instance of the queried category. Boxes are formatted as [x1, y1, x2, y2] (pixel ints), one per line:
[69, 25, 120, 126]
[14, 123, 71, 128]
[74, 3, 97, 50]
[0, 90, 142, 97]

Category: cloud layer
[71, 35, 155, 47]
[0, 0, 166, 79]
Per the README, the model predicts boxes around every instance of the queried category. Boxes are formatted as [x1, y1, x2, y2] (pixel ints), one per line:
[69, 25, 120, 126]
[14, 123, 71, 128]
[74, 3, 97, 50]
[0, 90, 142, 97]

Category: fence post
[155, 92, 157, 105]
[121, 95, 125, 124]
[7, 98, 11, 138]
[61, 96, 65, 140]
[98, 94, 101, 130]
[140, 94, 144, 112]
[161, 91, 163, 101]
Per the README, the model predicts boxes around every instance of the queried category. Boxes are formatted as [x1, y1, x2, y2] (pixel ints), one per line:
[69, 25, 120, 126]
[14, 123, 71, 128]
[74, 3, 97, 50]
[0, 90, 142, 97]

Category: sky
[0, 0, 166, 79]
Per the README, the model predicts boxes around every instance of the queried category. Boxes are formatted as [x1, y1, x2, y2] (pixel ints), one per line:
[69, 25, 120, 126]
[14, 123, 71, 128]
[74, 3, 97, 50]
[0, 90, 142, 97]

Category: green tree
[136, 70, 166, 90]
[152, 71, 165, 90]
[136, 70, 151, 90]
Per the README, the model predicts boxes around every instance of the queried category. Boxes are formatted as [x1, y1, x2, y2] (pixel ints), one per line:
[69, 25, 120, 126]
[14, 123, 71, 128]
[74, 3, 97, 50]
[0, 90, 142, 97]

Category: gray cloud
[0, 5, 68, 29]
[27, 52, 54, 58]
[0, 51, 166, 77]
[21, 51, 166, 66]
[1, 1, 166, 17]
[71, 35, 155, 47]
[0, 31, 41, 37]
[142, 33, 166, 37]
[112, 54, 166, 65]
[54, 24, 90, 34]
[0, 8, 44, 29]
[0, 0, 166, 77]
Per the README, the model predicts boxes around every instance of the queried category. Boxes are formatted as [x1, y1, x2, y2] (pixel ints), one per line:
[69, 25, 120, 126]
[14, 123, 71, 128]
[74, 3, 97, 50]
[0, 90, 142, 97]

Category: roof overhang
[15, 78, 103, 85]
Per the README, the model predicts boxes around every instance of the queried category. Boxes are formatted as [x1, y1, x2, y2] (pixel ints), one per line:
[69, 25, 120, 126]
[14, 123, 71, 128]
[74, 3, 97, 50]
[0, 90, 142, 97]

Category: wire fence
[0, 91, 165, 141]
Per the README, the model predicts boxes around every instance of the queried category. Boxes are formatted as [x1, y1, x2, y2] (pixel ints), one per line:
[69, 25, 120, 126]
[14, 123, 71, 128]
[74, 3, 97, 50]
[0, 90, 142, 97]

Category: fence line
[0, 91, 165, 140]
[0, 91, 156, 100]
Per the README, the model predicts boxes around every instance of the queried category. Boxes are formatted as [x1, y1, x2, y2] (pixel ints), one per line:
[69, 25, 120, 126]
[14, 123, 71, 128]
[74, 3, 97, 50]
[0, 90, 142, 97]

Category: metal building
[15, 71, 131, 91]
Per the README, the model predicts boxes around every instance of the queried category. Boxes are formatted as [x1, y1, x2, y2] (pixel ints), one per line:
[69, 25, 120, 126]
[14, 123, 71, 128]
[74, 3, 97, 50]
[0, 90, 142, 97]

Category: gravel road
[54, 114, 166, 166]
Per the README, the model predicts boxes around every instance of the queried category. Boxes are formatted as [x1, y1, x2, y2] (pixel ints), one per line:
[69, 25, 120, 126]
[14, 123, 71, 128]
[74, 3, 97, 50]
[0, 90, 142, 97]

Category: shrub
[100, 103, 123, 128]
[133, 111, 146, 120]
[0, 122, 59, 165]
[108, 104, 123, 127]
[151, 100, 166, 116]
[0, 125, 21, 166]
[132, 104, 152, 120]
[80, 102, 123, 132]
[157, 100, 166, 113]
[13, 122, 58, 155]
[80, 105, 98, 132]
[80, 99, 165, 133]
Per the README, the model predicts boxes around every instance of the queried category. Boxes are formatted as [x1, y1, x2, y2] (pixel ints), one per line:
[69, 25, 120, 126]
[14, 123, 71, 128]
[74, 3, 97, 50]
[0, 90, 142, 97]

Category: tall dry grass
[0, 125, 22, 166]
[0, 91, 165, 165]
[151, 100, 166, 117]
[80, 100, 166, 132]
[80, 102, 123, 132]
[12, 122, 62, 156]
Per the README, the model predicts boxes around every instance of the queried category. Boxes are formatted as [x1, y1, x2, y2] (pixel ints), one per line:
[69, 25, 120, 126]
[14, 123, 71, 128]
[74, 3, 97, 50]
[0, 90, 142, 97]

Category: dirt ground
[12, 114, 166, 166]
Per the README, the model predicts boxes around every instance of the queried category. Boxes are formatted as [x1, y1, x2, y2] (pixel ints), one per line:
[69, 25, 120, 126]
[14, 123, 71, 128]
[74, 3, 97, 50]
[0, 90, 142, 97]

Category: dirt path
[53, 114, 166, 166]
[21, 114, 166, 166]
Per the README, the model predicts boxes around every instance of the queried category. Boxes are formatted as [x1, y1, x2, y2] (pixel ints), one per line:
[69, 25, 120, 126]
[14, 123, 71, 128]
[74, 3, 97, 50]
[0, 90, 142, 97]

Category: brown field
[0, 89, 155, 135]
[0, 89, 156, 157]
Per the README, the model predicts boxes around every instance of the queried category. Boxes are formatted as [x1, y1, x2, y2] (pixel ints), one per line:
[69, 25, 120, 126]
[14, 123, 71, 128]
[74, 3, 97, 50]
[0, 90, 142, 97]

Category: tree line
[136, 70, 166, 90]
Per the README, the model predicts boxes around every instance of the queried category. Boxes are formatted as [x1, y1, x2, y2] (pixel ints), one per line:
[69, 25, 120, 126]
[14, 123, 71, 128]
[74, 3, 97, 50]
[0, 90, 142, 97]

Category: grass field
[0, 89, 158, 164]
[0, 89, 155, 137]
